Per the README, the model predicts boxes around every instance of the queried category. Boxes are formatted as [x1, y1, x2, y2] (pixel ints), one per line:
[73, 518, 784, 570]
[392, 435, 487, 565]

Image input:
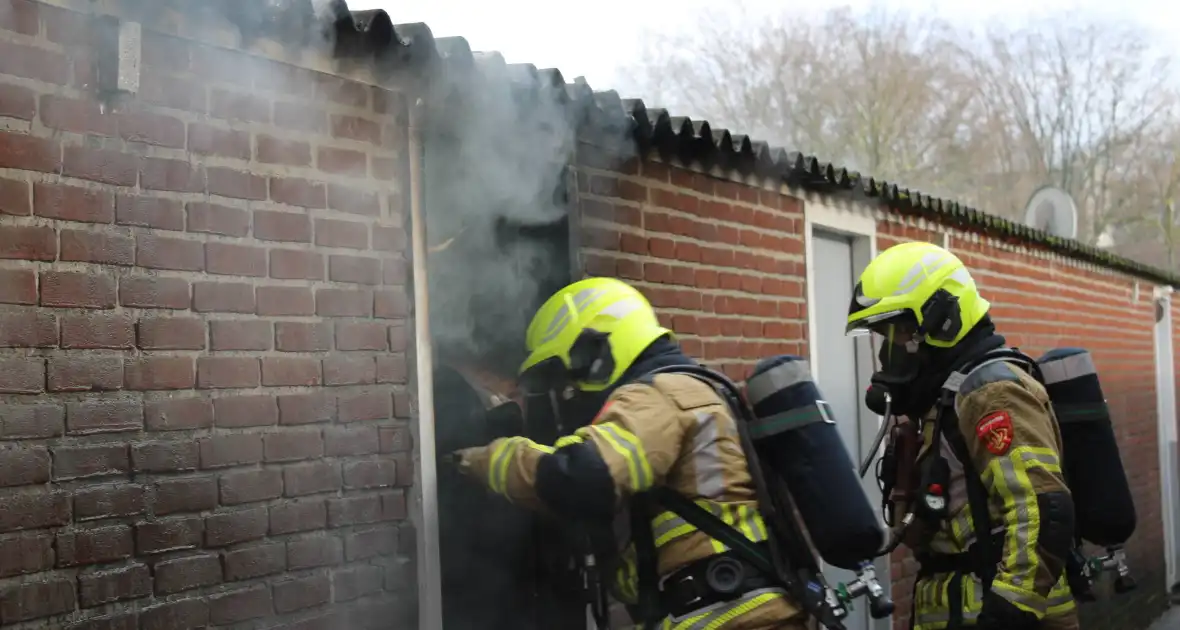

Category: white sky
[346, 0, 1180, 94]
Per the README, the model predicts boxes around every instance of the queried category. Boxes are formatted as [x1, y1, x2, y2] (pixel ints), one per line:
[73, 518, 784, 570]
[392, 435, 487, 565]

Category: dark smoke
[418, 46, 636, 630]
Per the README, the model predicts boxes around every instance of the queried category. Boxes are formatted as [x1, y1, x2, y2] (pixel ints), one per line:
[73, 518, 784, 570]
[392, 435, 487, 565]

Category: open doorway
[420, 91, 584, 627]
[805, 204, 890, 630]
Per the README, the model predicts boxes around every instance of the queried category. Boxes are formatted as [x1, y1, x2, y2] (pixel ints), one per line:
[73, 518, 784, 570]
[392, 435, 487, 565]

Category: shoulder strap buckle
[941, 347, 1039, 394]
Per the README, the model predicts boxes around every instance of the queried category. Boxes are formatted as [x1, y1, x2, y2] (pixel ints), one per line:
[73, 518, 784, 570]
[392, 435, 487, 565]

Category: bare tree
[1101, 122, 1180, 268]
[616, 7, 1180, 268]
[959, 18, 1177, 242]
[616, 7, 983, 192]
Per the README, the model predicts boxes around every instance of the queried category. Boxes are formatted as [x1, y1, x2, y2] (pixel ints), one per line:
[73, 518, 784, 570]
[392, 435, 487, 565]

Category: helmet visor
[846, 309, 912, 336]
[848, 312, 919, 367]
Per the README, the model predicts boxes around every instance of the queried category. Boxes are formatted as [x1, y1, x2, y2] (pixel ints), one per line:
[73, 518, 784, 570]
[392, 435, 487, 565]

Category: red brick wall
[577, 155, 1170, 630]
[0, 3, 414, 628]
[576, 157, 809, 380]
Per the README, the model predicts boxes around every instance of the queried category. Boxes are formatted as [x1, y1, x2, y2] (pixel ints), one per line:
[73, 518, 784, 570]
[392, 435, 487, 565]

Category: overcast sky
[345, 0, 1180, 93]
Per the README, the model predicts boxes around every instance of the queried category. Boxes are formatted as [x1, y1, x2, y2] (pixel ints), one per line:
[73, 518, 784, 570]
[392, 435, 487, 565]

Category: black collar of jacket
[909, 317, 1007, 418]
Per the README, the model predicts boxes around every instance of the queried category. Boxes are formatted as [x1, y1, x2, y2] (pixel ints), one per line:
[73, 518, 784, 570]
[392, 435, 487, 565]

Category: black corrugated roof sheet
[219, 0, 1180, 286]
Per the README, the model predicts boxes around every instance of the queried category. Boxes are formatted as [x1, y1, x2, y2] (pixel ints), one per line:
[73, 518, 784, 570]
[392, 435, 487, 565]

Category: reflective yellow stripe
[488, 437, 523, 494]
[983, 445, 1062, 617]
[993, 579, 1044, 616]
[580, 421, 654, 491]
[735, 504, 757, 540]
[913, 563, 1076, 629]
[615, 550, 639, 603]
[650, 499, 768, 551]
[913, 573, 983, 629]
[1047, 575, 1076, 615]
[486, 436, 552, 495]
[555, 435, 584, 449]
[666, 588, 785, 629]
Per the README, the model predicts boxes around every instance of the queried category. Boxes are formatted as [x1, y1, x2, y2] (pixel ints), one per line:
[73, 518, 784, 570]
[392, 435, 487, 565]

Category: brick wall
[0, 2, 415, 628]
[576, 153, 1171, 630]
[575, 157, 809, 380]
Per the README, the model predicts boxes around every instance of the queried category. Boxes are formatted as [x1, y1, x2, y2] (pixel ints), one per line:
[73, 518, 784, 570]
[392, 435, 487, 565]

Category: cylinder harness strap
[916, 349, 1040, 628]
[626, 365, 847, 630]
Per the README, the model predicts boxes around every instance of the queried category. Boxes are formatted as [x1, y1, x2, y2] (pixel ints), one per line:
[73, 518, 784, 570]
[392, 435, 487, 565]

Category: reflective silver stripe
[1046, 584, 1076, 611]
[992, 456, 1035, 591]
[1038, 351, 1096, 385]
[665, 587, 787, 628]
[983, 447, 1060, 605]
[929, 505, 975, 555]
[744, 360, 812, 406]
[896, 251, 956, 296]
[690, 410, 726, 500]
[982, 448, 1064, 614]
[537, 287, 606, 344]
[929, 435, 976, 554]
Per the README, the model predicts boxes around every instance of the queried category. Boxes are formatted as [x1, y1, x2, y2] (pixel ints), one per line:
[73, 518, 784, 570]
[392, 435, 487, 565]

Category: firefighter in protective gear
[845, 241, 1078, 630]
[452, 277, 809, 629]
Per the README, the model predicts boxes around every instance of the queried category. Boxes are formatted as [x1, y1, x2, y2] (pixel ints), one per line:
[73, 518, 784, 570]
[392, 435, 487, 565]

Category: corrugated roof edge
[248, 1, 1178, 287]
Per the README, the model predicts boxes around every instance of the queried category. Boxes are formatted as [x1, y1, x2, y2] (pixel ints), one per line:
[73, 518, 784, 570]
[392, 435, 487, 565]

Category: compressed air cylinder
[1037, 348, 1137, 546]
[744, 355, 885, 570]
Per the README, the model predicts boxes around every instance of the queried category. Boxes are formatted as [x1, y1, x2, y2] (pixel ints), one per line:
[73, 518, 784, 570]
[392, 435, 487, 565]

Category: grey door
[812, 231, 890, 630]
[1153, 297, 1180, 589]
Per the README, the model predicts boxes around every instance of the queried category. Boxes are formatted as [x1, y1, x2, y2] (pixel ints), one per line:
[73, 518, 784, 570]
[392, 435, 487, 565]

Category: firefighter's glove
[975, 590, 1038, 630]
[448, 446, 490, 478]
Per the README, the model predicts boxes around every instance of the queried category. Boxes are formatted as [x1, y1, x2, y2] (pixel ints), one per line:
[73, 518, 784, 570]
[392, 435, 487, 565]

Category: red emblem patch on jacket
[591, 401, 614, 425]
[975, 411, 1014, 456]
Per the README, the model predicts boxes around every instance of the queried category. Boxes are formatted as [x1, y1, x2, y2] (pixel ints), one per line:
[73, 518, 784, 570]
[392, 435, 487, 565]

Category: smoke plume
[418, 39, 637, 630]
[422, 53, 619, 376]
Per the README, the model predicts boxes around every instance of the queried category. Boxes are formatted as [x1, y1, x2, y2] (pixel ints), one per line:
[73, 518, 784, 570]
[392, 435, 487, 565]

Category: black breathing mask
[518, 328, 621, 436]
[519, 368, 610, 440]
[862, 290, 963, 418]
[865, 339, 924, 416]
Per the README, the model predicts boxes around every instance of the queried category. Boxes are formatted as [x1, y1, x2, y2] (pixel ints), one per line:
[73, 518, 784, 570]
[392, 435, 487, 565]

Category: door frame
[804, 203, 878, 378]
[803, 199, 890, 629]
[1153, 285, 1179, 589]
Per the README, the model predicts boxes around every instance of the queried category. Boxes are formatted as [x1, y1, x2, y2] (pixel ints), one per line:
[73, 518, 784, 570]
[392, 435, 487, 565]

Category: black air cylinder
[744, 355, 885, 570]
[1037, 348, 1136, 546]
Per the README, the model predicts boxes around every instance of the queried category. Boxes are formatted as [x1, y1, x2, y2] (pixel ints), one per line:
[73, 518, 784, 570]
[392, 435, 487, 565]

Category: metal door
[812, 231, 890, 630]
[1154, 289, 1180, 590]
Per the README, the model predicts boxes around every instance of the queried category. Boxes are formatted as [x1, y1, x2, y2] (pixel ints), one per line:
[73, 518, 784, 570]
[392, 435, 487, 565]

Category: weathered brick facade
[578, 160, 809, 379]
[0, 1, 414, 628]
[0, 1, 1176, 629]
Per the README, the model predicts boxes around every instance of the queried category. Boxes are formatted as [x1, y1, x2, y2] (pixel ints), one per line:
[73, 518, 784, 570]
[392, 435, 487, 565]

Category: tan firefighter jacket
[457, 373, 810, 630]
[901, 360, 1079, 630]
